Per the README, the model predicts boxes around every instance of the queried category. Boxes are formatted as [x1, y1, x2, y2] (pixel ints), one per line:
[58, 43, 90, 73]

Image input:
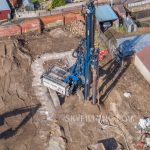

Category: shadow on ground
[0, 104, 41, 139]
[99, 59, 130, 104]
[98, 138, 118, 150]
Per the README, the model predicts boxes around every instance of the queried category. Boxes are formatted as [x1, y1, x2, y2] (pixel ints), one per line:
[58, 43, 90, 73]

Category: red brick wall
[64, 13, 77, 24]
[137, 27, 150, 33]
[0, 19, 41, 37]
[0, 24, 21, 37]
[40, 15, 64, 26]
[0, 11, 84, 37]
[40, 12, 84, 26]
[19, 18, 41, 33]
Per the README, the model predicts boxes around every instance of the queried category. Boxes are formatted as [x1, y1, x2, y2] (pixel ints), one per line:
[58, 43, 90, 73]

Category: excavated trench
[0, 28, 150, 150]
[30, 45, 137, 150]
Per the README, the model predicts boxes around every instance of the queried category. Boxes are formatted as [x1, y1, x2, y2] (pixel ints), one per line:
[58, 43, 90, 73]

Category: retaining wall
[0, 24, 21, 37]
[40, 12, 84, 26]
[0, 18, 41, 37]
[0, 11, 84, 37]
[40, 14, 64, 28]
[64, 13, 78, 24]
[137, 27, 150, 33]
[20, 19, 41, 33]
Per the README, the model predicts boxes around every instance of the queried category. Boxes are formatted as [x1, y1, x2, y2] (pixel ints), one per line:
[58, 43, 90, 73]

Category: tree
[51, 0, 66, 9]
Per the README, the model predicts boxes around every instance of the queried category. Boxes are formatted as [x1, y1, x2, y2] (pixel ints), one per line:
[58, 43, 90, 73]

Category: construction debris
[135, 118, 150, 149]
[123, 92, 132, 98]
[66, 20, 85, 36]
[136, 118, 150, 131]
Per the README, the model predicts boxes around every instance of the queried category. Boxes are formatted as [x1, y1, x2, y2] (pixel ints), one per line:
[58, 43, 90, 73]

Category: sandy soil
[0, 29, 79, 150]
[55, 57, 150, 150]
[0, 28, 150, 150]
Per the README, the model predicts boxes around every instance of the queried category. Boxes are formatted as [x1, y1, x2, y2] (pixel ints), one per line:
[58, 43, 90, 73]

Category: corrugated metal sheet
[0, 0, 10, 11]
[95, 4, 118, 22]
[117, 34, 150, 54]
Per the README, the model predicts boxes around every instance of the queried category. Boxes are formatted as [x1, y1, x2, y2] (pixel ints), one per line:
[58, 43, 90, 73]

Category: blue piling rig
[64, 0, 99, 103]
[84, 1, 96, 101]
[41, 0, 99, 104]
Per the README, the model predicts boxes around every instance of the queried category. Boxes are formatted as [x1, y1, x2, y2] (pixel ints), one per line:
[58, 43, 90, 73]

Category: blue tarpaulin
[95, 5, 118, 22]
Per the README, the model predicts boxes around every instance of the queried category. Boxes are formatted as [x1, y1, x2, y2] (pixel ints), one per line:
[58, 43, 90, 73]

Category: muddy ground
[0, 28, 150, 150]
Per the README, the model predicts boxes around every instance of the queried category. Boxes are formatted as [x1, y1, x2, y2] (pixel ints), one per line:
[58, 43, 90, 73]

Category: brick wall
[0, 24, 21, 37]
[19, 19, 41, 33]
[137, 27, 150, 33]
[40, 12, 84, 26]
[40, 14, 64, 26]
[0, 11, 84, 37]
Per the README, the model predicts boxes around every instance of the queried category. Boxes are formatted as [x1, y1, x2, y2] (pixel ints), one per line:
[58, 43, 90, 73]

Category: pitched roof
[95, 5, 118, 22]
[0, 0, 10, 11]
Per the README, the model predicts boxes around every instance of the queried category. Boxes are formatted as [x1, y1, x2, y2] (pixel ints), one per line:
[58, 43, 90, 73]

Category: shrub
[51, 0, 66, 9]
